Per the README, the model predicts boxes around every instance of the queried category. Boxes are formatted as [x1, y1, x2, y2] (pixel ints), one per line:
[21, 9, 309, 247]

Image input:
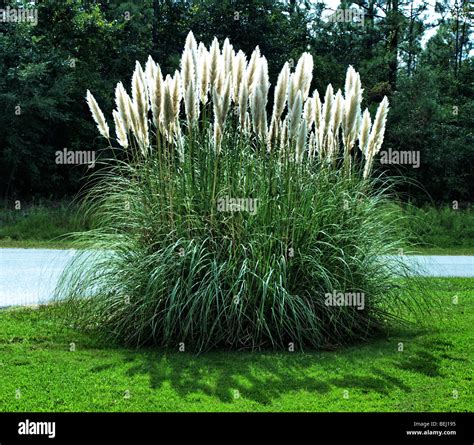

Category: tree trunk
[152, 0, 160, 52]
[407, 0, 414, 76]
[387, 0, 400, 91]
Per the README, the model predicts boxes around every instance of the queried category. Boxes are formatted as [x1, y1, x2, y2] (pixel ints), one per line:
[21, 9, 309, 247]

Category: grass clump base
[56, 153, 427, 352]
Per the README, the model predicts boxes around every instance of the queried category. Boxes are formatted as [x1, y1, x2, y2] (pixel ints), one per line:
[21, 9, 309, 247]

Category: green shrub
[0, 201, 89, 242]
[401, 205, 474, 249]
[56, 33, 429, 351]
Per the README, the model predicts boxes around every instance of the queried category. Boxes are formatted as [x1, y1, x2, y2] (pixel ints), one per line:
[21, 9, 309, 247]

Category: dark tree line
[0, 0, 472, 204]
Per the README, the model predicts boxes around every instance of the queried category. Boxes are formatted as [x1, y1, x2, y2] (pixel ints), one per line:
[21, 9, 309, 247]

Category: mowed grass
[0, 202, 89, 249]
[0, 240, 76, 249]
[0, 278, 472, 412]
[411, 246, 474, 256]
[401, 205, 474, 255]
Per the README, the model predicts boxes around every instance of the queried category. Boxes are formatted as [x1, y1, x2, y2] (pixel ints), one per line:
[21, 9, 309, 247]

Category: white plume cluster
[86, 31, 389, 177]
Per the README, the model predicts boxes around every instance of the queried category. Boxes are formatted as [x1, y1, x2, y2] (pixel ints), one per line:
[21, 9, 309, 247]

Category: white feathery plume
[301, 53, 314, 100]
[129, 98, 148, 152]
[313, 90, 322, 129]
[326, 130, 335, 160]
[184, 78, 198, 126]
[132, 61, 149, 112]
[197, 41, 207, 56]
[170, 70, 182, 121]
[268, 116, 280, 150]
[215, 61, 226, 96]
[363, 96, 389, 179]
[222, 38, 234, 78]
[198, 44, 210, 104]
[213, 123, 222, 153]
[232, 50, 247, 102]
[238, 77, 249, 128]
[343, 88, 362, 155]
[331, 89, 344, 135]
[250, 85, 263, 136]
[144, 56, 158, 118]
[293, 54, 305, 89]
[254, 57, 269, 136]
[308, 131, 316, 159]
[352, 72, 363, 137]
[280, 116, 289, 151]
[246, 46, 261, 93]
[244, 111, 251, 133]
[317, 122, 326, 160]
[287, 74, 298, 112]
[86, 90, 110, 139]
[212, 90, 223, 153]
[251, 59, 269, 139]
[271, 62, 290, 123]
[212, 73, 232, 152]
[181, 47, 195, 92]
[344, 65, 356, 100]
[220, 73, 232, 122]
[343, 91, 358, 137]
[151, 64, 164, 129]
[359, 108, 371, 157]
[289, 90, 302, 140]
[295, 119, 307, 163]
[162, 75, 174, 137]
[293, 53, 313, 100]
[145, 55, 157, 90]
[185, 31, 198, 72]
[113, 110, 128, 149]
[132, 62, 150, 144]
[257, 56, 270, 98]
[343, 68, 362, 152]
[115, 82, 132, 132]
[126, 94, 139, 137]
[209, 37, 220, 89]
[185, 30, 198, 54]
[303, 97, 314, 130]
[368, 96, 389, 155]
[322, 83, 334, 136]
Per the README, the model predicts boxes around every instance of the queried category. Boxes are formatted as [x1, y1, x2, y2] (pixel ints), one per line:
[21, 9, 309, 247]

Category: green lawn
[0, 201, 89, 249]
[0, 240, 75, 249]
[410, 246, 474, 256]
[0, 278, 472, 412]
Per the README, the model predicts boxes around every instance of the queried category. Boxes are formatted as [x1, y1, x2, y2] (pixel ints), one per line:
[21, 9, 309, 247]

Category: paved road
[0, 248, 77, 308]
[400, 255, 474, 278]
[0, 249, 473, 308]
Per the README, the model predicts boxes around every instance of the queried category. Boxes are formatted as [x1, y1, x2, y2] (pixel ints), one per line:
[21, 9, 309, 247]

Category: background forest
[0, 0, 472, 205]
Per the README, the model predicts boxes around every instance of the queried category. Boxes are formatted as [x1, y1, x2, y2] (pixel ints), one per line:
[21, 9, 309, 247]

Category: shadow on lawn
[394, 338, 465, 377]
[110, 334, 457, 404]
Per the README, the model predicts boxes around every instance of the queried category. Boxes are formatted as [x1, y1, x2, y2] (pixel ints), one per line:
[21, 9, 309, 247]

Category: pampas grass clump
[57, 32, 426, 352]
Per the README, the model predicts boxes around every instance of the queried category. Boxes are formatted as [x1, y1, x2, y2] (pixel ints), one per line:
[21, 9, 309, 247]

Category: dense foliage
[53, 35, 430, 352]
